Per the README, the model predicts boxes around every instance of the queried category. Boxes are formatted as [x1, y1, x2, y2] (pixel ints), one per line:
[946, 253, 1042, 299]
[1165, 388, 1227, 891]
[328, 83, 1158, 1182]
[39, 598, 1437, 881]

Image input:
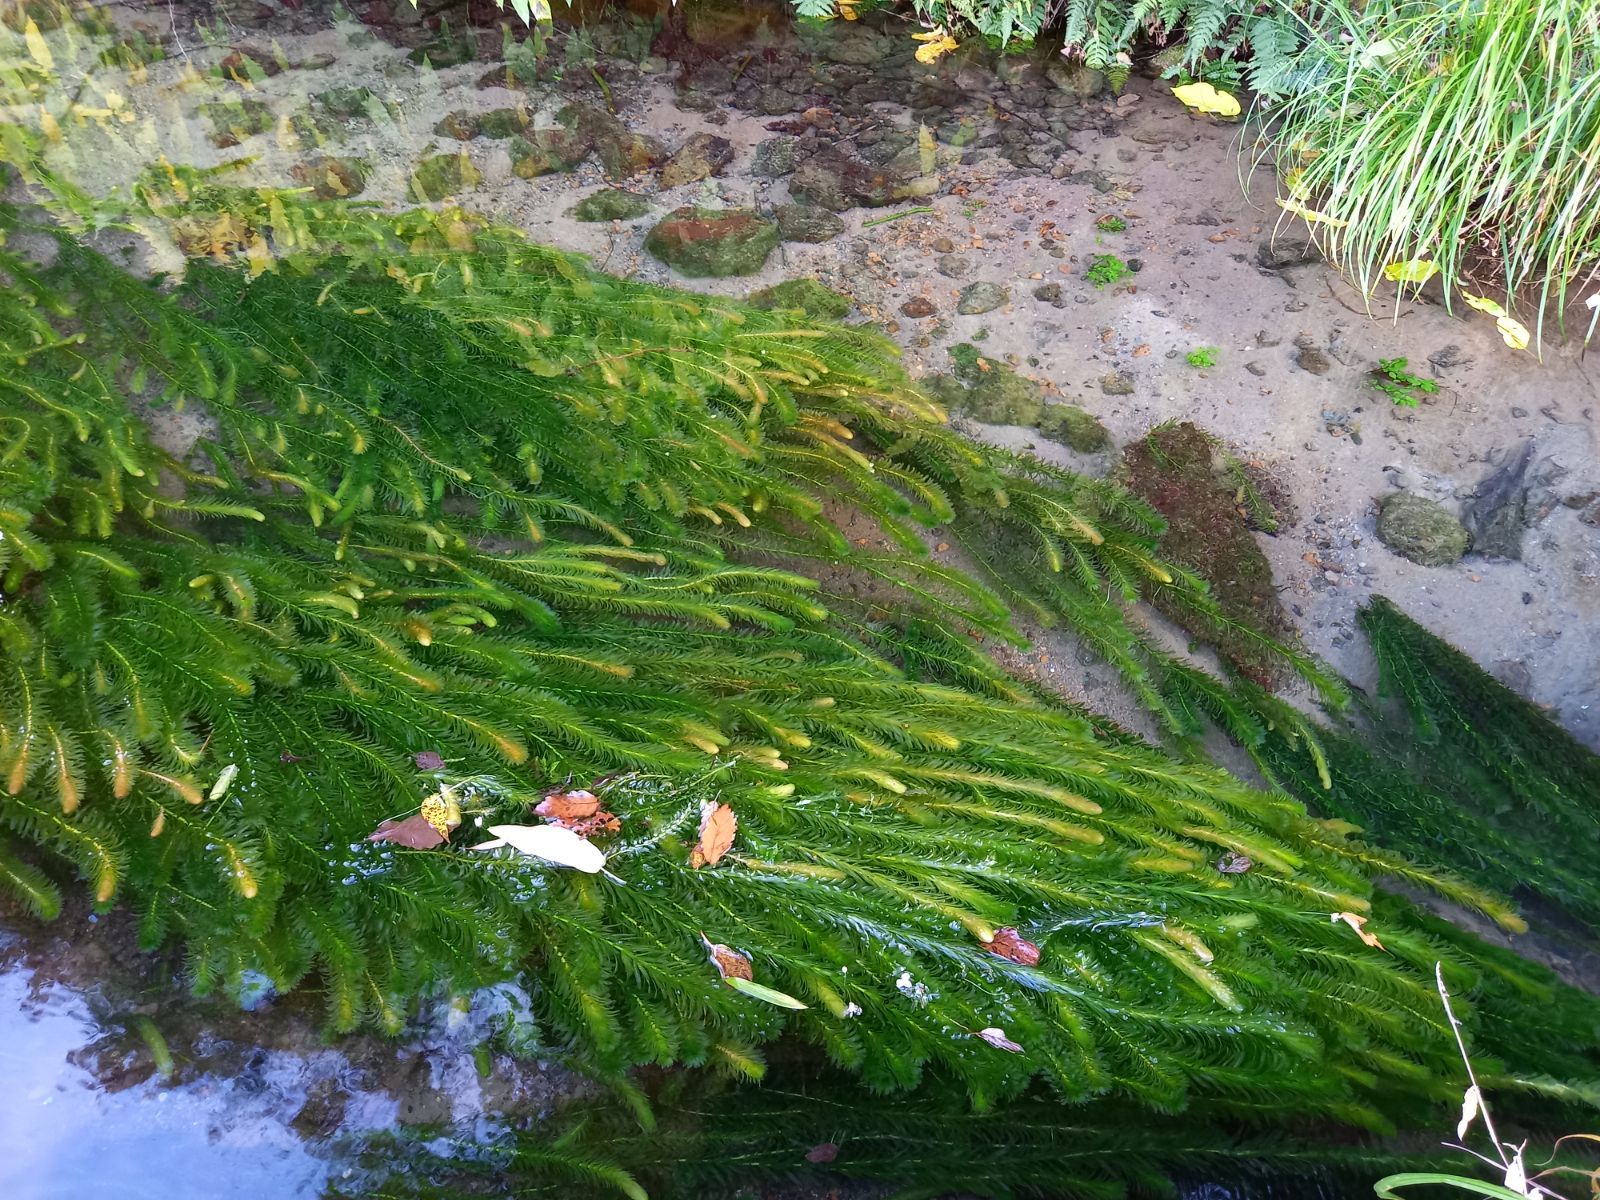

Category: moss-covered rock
[942, 345, 1047, 426]
[746, 278, 852, 320]
[659, 132, 735, 188]
[314, 86, 379, 120]
[509, 127, 593, 178]
[409, 152, 482, 202]
[568, 189, 652, 223]
[289, 156, 369, 200]
[436, 108, 529, 140]
[558, 103, 663, 180]
[1038, 404, 1111, 453]
[644, 207, 779, 277]
[774, 204, 845, 244]
[199, 98, 274, 148]
[1376, 492, 1470, 566]
[1122, 422, 1291, 685]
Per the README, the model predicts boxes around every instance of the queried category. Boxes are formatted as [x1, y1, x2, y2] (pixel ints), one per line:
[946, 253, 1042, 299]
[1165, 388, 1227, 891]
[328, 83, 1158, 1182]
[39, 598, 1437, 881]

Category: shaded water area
[4, 1, 1600, 1196]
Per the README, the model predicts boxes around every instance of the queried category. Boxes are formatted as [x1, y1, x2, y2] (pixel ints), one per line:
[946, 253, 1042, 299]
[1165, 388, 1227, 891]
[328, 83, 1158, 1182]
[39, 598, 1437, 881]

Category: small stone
[1257, 239, 1321, 271]
[1295, 343, 1333, 376]
[1244, 361, 1267, 377]
[1032, 282, 1063, 304]
[1100, 372, 1136, 396]
[751, 137, 799, 178]
[1511, 406, 1528, 418]
[774, 203, 846, 244]
[956, 282, 1010, 316]
[937, 254, 972, 279]
[933, 237, 957, 254]
[746, 278, 852, 320]
[644, 207, 780, 277]
[289, 156, 368, 200]
[660, 132, 736, 188]
[567, 189, 652, 223]
[900, 296, 937, 318]
[1375, 492, 1470, 567]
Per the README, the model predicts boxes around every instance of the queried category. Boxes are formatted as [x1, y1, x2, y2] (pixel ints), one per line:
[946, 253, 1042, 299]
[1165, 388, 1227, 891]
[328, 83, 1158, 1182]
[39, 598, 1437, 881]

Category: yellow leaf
[1460, 291, 1507, 317]
[1171, 82, 1241, 118]
[1495, 314, 1530, 351]
[24, 18, 53, 71]
[1331, 911, 1385, 951]
[912, 29, 959, 64]
[838, 0, 859, 18]
[1382, 258, 1439, 285]
[1276, 198, 1349, 228]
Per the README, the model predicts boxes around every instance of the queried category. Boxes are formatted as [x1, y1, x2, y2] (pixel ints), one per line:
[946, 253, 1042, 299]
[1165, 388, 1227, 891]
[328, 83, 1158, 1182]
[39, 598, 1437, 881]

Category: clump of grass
[1086, 253, 1132, 289]
[1370, 356, 1438, 407]
[1259, 0, 1600, 349]
[1095, 214, 1127, 233]
[1186, 346, 1219, 368]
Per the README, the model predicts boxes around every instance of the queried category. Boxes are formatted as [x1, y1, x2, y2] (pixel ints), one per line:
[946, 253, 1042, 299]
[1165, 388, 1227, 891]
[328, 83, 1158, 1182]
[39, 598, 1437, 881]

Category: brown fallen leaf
[534, 787, 621, 837]
[805, 1143, 840, 1164]
[420, 788, 463, 838]
[700, 933, 754, 981]
[987, 927, 1041, 966]
[414, 750, 445, 771]
[975, 1026, 1024, 1053]
[1332, 911, 1385, 951]
[367, 813, 446, 849]
[688, 801, 737, 869]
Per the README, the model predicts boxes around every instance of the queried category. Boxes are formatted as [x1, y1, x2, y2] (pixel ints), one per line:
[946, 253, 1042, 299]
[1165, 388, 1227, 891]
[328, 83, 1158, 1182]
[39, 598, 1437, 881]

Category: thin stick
[862, 207, 934, 229]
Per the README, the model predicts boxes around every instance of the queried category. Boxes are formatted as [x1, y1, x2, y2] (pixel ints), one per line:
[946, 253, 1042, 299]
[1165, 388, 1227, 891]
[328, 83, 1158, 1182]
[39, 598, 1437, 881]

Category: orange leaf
[536, 787, 620, 837]
[688, 801, 737, 868]
[987, 927, 1040, 965]
[1331, 911, 1385, 951]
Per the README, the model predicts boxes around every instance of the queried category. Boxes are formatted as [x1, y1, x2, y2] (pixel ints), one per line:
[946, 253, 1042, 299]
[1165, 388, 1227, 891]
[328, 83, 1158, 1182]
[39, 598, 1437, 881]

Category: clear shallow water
[0, 961, 355, 1200]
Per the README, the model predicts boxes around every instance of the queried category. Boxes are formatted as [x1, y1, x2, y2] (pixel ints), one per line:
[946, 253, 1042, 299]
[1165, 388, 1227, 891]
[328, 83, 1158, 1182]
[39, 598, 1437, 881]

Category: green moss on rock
[409, 152, 482, 202]
[1122, 422, 1291, 685]
[568, 189, 652, 222]
[1376, 491, 1470, 566]
[747, 278, 852, 320]
[1038, 404, 1111, 453]
[644, 207, 779, 277]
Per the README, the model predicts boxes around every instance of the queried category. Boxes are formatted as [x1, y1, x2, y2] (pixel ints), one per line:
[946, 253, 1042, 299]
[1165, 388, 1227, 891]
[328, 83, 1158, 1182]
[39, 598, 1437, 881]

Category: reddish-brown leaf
[987, 927, 1041, 966]
[366, 814, 446, 849]
[700, 934, 753, 981]
[688, 802, 737, 869]
[805, 1143, 840, 1164]
[536, 789, 620, 838]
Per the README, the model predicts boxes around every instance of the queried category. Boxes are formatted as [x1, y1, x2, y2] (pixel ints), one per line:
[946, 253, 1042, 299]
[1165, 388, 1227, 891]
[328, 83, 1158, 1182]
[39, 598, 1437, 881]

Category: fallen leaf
[806, 1143, 840, 1164]
[537, 787, 622, 837]
[987, 927, 1041, 966]
[368, 813, 447, 849]
[701, 933, 754, 981]
[420, 788, 463, 837]
[727, 976, 809, 1009]
[209, 763, 239, 801]
[912, 27, 959, 65]
[1216, 851, 1253, 874]
[1456, 1083, 1483, 1140]
[975, 1026, 1024, 1053]
[24, 18, 53, 71]
[1276, 198, 1349, 228]
[1133, 344, 1151, 357]
[1331, 911, 1385, 951]
[688, 801, 737, 868]
[1460, 291, 1508, 317]
[1495, 314, 1531, 351]
[472, 823, 607, 872]
[1382, 258, 1439, 285]
[837, 0, 858, 19]
[414, 750, 445, 771]
[1171, 82, 1241, 118]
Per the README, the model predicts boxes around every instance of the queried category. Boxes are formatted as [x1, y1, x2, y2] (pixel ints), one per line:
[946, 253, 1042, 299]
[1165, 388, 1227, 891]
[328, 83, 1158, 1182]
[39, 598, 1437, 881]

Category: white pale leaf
[480, 823, 607, 873]
[1456, 1084, 1483, 1140]
[975, 1026, 1024, 1053]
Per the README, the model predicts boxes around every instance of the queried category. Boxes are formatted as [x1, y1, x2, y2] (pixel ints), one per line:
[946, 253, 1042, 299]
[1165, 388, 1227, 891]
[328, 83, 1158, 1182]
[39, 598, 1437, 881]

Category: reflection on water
[0, 947, 366, 1200]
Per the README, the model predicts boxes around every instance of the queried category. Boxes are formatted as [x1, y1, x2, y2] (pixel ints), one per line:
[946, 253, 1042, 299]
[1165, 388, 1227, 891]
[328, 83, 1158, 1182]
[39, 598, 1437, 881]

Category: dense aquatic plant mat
[0, 194, 1594, 1132]
[1258, 0, 1600, 348]
[1262, 597, 1600, 934]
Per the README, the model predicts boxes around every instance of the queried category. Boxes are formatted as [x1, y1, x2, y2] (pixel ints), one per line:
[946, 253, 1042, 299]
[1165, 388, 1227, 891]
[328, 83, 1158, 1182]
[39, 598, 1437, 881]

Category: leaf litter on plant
[536, 787, 620, 837]
[987, 927, 1040, 965]
[688, 800, 737, 868]
[700, 933, 808, 1009]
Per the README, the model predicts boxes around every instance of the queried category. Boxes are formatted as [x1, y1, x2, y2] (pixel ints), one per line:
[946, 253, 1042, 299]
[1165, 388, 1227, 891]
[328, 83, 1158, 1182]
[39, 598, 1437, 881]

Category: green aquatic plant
[1, 190, 1595, 1136]
[1371, 356, 1439, 408]
[1261, 597, 1600, 932]
[1186, 346, 1220, 369]
[1087, 253, 1132, 289]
